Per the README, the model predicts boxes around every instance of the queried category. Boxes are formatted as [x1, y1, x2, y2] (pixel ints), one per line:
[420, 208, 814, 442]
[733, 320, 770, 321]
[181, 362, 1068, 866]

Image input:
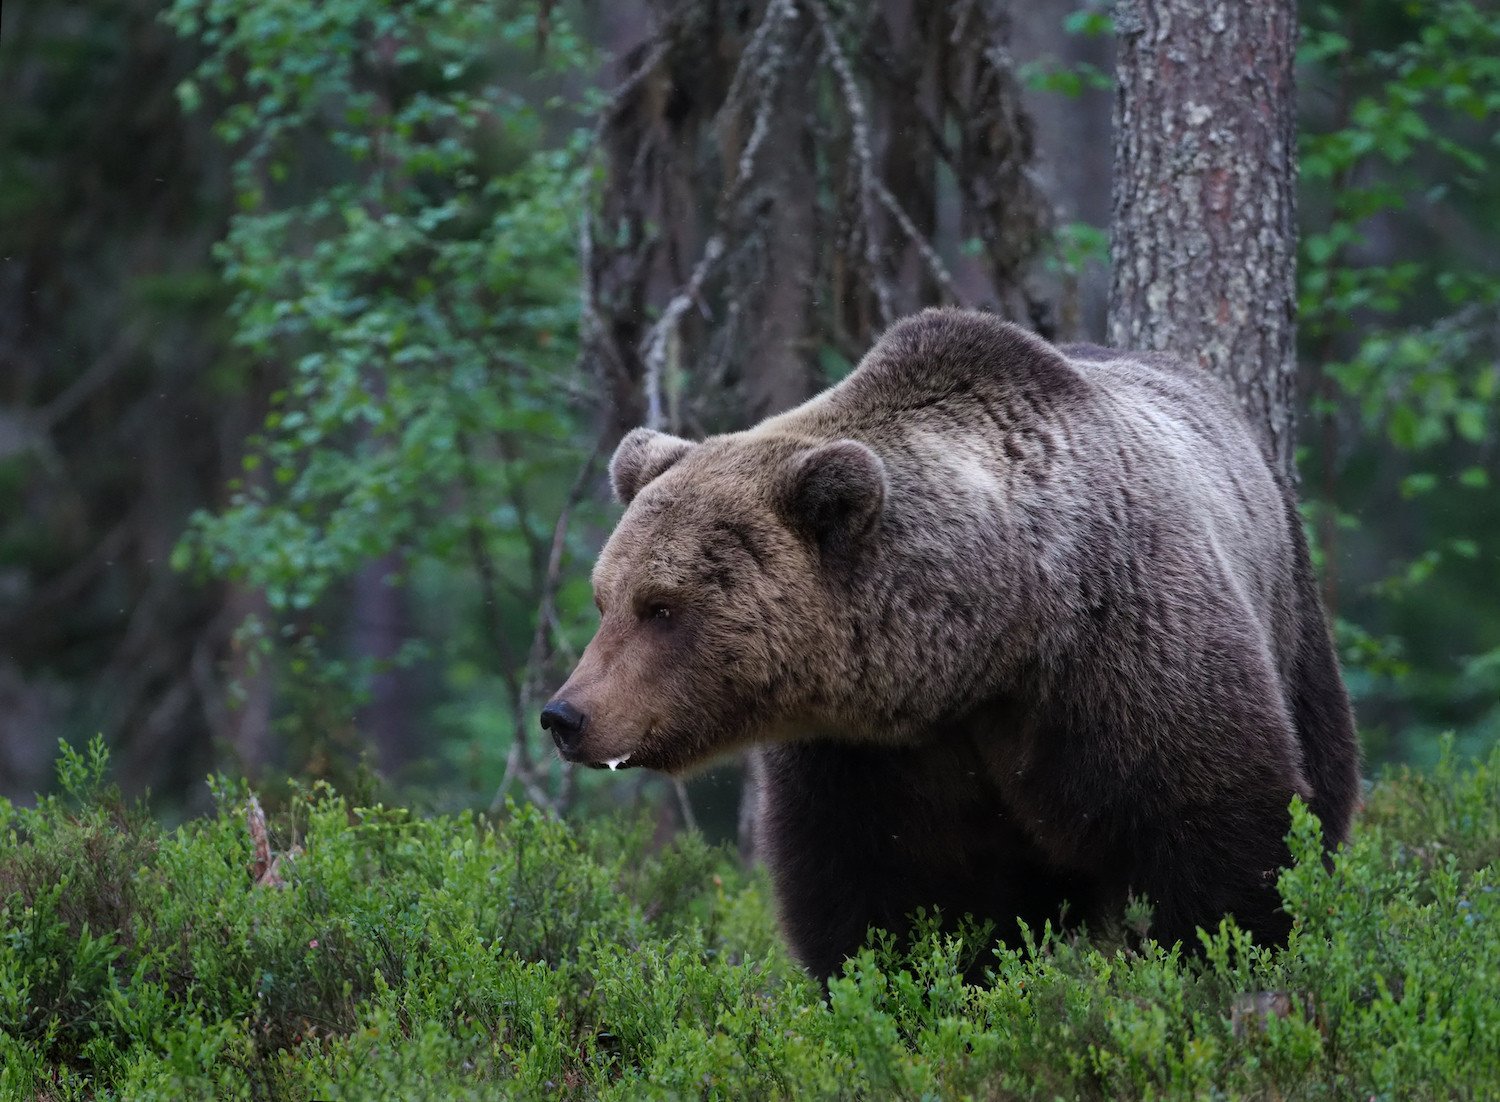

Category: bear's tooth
[605, 754, 631, 771]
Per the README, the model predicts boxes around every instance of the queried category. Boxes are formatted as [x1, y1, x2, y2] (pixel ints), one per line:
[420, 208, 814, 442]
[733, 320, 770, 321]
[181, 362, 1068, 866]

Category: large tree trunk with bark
[1108, 0, 1300, 476]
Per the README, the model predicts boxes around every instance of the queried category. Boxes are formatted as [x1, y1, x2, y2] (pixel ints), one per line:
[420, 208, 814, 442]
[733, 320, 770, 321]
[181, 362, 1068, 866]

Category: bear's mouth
[582, 723, 658, 772]
[584, 753, 635, 771]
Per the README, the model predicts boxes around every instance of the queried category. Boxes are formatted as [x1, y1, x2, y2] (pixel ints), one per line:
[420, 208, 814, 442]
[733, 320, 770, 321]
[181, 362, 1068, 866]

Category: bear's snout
[539, 699, 588, 757]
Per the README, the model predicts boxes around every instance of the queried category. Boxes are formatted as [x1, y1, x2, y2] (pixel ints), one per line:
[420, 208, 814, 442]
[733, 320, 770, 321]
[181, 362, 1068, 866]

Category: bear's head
[540, 426, 888, 773]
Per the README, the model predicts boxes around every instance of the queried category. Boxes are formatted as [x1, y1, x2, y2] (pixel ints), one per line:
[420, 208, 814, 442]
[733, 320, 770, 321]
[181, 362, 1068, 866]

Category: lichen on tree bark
[1108, 0, 1300, 477]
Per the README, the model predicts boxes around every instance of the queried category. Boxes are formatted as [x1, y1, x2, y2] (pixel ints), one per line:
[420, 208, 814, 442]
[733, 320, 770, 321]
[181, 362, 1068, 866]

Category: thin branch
[492, 736, 556, 813]
[1, 518, 132, 628]
[735, 87, 777, 193]
[454, 427, 528, 759]
[246, 794, 297, 888]
[641, 235, 724, 430]
[715, 0, 799, 134]
[873, 179, 968, 307]
[543, 605, 579, 667]
[806, 0, 896, 327]
[577, 200, 604, 357]
[519, 435, 604, 712]
[36, 330, 138, 431]
[602, 38, 673, 125]
[672, 778, 699, 834]
[492, 434, 606, 816]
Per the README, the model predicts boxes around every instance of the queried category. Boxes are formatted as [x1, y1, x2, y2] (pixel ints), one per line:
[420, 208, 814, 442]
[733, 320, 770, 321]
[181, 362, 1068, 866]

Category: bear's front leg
[753, 741, 1083, 980]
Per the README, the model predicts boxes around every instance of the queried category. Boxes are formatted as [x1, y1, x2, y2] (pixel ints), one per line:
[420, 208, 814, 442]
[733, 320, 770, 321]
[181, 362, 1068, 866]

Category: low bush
[2, 738, 1498, 1100]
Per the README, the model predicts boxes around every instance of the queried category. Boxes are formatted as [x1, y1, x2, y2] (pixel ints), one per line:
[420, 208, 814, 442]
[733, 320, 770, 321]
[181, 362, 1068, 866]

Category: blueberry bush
[3, 739, 1498, 1099]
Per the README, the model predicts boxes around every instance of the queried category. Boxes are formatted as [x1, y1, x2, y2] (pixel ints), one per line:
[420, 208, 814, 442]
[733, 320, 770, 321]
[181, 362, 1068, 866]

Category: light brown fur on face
[550, 433, 844, 773]
[543, 308, 1361, 979]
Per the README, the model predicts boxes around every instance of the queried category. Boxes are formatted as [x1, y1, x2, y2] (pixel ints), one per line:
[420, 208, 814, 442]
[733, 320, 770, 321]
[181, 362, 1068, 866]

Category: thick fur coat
[544, 308, 1361, 978]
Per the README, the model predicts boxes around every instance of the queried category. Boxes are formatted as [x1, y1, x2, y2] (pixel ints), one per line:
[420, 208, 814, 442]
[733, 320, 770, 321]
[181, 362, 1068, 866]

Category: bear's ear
[610, 428, 696, 504]
[780, 440, 887, 555]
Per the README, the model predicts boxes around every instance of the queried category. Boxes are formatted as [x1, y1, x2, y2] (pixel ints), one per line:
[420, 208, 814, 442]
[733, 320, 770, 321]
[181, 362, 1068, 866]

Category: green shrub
[3, 738, 1499, 1099]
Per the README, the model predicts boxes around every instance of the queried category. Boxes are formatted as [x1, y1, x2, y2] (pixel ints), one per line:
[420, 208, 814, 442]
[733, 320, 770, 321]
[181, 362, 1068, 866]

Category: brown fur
[547, 308, 1361, 977]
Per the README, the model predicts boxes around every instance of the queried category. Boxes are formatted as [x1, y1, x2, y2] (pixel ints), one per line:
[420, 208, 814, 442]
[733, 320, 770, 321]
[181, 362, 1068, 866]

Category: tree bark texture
[585, 0, 1057, 447]
[740, 15, 821, 423]
[352, 553, 411, 775]
[1108, 0, 1299, 477]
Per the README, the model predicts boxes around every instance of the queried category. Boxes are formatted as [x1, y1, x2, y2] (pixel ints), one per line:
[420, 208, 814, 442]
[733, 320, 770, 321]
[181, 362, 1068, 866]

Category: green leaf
[1459, 466, 1489, 490]
[1400, 472, 1438, 499]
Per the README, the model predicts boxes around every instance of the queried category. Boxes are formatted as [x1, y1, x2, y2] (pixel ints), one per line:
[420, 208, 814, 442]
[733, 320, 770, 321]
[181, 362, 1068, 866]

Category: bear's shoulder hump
[863, 308, 1086, 398]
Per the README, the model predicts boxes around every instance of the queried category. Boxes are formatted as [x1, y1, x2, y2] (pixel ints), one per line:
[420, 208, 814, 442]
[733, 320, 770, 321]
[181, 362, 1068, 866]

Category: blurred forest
[1, 0, 1497, 837]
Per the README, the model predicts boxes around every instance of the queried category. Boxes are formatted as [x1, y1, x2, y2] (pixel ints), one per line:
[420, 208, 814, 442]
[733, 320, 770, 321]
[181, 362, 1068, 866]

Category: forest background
[1, 0, 1498, 847]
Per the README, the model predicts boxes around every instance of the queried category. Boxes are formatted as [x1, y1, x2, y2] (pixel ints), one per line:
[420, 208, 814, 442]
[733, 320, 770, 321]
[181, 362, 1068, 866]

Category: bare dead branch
[873, 179, 968, 307]
[454, 427, 529, 760]
[723, 0, 800, 183]
[491, 434, 606, 816]
[602, 38, 673, 126]
[36, 329, 139, 431]
[519, 435, 605, 712]
[715, 0, 799, 134]
[247, 794, 296, 888]
[672, 778, 699, 834]
[806, 0, 896, 328]
[641, 235, 724, 430]
[1230, 990, 1304, 1038]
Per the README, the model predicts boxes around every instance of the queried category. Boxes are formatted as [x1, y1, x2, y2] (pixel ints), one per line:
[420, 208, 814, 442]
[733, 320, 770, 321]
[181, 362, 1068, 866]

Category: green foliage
[1017, 5, 1112, 101]
[1019, 2, 1500, 767]
[1017, 58, 1110, 100]
[162, 0, 601, 783]
[4, 741, 1500, 1098]
[1299, 0, 1500, 760]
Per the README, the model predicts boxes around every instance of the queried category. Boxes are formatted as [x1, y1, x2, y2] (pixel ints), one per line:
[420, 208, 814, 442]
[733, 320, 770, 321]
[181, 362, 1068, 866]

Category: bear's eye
[643, 601, 673, 623]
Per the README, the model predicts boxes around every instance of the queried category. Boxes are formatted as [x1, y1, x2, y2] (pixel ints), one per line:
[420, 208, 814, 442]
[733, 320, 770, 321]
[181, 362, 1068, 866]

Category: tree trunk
[352, 553, 411, 775]
[1107, 0, 1299, 476]
[870, 0, 943, 318]
[741, 14, 819, 422]
[1011, 0, 1113, 340]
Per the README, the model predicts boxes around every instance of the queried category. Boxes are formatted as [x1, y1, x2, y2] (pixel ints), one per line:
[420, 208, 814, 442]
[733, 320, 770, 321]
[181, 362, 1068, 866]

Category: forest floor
[2, 739, 1498, 1100]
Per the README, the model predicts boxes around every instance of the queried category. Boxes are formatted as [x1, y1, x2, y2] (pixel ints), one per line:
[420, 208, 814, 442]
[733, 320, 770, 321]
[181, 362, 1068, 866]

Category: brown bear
[541, 308, 1361, 978]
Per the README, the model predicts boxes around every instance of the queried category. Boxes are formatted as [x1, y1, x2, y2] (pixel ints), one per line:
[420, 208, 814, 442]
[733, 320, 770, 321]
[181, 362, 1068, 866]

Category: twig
[3, 519, 131, 626]
[491, 436, 606, 816]
[735, 89, 777, 194]
[873, 179, 968, 307]
[641, 235, 724, 430]
[807, 0, 896, 327]
[715, 0, 799, 134]
[246, 794, 296, 888]
[455, 427, 529, 763]
[723, 0, 799, 186]
[518, 436, 604, 710]
[577, 201, 604, 357]
[672, 778, 699, 834]
[602, 38, 673, 125]
[36, 330, 139, 431]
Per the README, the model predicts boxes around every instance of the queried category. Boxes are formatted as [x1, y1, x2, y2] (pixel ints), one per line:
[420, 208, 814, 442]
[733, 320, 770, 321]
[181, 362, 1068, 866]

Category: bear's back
[785, 310, 1261, 463]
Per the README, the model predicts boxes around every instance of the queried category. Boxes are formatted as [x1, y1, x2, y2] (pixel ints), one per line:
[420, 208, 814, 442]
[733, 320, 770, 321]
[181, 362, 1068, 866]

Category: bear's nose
[539, 699, 587, 755]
